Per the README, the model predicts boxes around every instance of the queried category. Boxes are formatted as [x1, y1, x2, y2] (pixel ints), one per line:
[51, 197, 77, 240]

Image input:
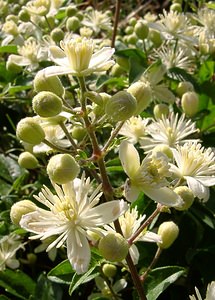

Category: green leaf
[48, 259, 75, 284]
[8, 85, 32, 95]
[69, 266, 100, 296]
[190, 201, 215, 229]
[144, 266, 186, 300]
[0, 269, 36, 300]
[32, 273, 63, 300]
[198, 60, 215, 82]
[0, 45, 18, 54]
[168, 67, 198, 90]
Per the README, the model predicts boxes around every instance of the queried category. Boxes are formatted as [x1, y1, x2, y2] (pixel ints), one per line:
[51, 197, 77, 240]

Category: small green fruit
[47, 154, 80, 184]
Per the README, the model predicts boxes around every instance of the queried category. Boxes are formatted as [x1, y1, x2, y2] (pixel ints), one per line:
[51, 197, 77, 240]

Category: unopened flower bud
[126, 33, 138, 45]
[170, 3, 182, 12]
[102, 263, 117, 278]
[18, 9, 30, 22]
[51, 28, 64, 43]
[105, 91, 137, 122]
[66, 16, 80, 32]
[34, 70, 64, 97]
[98, 232, 129, 262]
[66, 5, 78, 17]
[85, 91, 103, 106]
[134, 20, 149, 40]
[71, 126, 86, 141]
[157, 221, 179, 249]
[149, 29, 162, 48]
[153, 104, 169, 119]
[174, 186, 194, 210]
[152, 144, 173, 159]
[18, 151, 39, 169]
[181, 91, 199, 117]
[16, 117, 45, 145]
[47, 154, 80, 184]
[127, 81, 152, 114]
[10, 200, 37, 226]
[125, 25, 133, 35]
[32, 91, 63, 118]
[176, 81, 194, 97]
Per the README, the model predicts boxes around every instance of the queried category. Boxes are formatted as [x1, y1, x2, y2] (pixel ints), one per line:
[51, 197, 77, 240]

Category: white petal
[42, 66, 73, 77]
[86, 200, 128, 225]
[195, 176, 215, 187]
[89, 47, 115, 68]
[119, 141, 140, 178]
[128, 244, 139, 265]
[50, 45, 66, 59]
[143, 186, 183, 207]
[125, 181, 141, 202]
[8, 55, 30, 66]
[138, 231, 162, 243]
[67, 230, 91, 274]
[185, 176, 209, 201]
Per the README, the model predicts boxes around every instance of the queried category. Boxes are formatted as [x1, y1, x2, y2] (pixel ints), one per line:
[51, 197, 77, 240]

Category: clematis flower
[189, 281, 215, 300]
[140, 113, 199, 152]
[42, 37, 115, 77]
[104, 206, 161, 264]
[119, 140, 182, 207]
[170, 143, 215, 201]
[19, 174, 128, 274]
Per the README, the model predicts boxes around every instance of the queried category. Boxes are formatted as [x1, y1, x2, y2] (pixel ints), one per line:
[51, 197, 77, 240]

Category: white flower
[24, 0, 50, 16]
[19, 174, 128, 274]
[0, 234, 25, 271]
[82, 9, 112, 35]
[42, 37, 115, 77]
[119, 140, 182, 207]
[118, 116, 149, 144]
[197, 8, 215, 38]
[189, 281, 215, 300]
[170, 143, 215, 201]
[140, 113, 199, 152]
[104, 206, 161, 264]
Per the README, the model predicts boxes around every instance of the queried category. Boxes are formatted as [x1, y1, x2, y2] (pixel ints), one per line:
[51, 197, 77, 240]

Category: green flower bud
[76, 12, 84, 21]
[66, 5, 78, 17]
[176, 81, 194, 97]
[6, 60, 22, 74]
[71, 126, 86, 141]
[85, 91, 103, 106]
[152, 144, 173, 159]
[18, 151, 39, 169]
[125, 25, 133, 35]
[51, 28, 64, 43]
[98, 233, 129, 262]
[128, 17, 137, 26]
[105, 91, 137, 122]
[102, 263, 117, 278]
[110, 63, 125, 77]
[127, 81, 152, 114]
[18, 9, 30, 22]
[134, 20, 149, 40]
[170, 3, 182, 12]
[34, 71, 64, 97]
[153, 104, 169, 119]
[181, 91, 199, 117]
[174, 186, 194, 211]
[149, 29, 162, 48]
[10, 200, 37, 226]
[66, 16, 80, 32]
[47, 154, 80, 184]
[27, 253, 37, 264]
[32, 91, 63, 118]
[157, 221, 179, 249]
[127, 33, 138, 45]
[16, 117, 45, 145]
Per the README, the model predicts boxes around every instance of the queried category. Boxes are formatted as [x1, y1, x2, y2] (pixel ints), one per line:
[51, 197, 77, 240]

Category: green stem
[59, 121, 77, 150]
[102, 121, 125, 154]
[140, 247, 163, 283]
[111, 0, 121, 48]
[128, 204, 162, 245]
[43, 138, 72, 153]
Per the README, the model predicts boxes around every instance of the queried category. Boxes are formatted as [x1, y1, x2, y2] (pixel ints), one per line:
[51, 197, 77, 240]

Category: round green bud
[102, 263, 117, 278]
[47, 154, 80, 184]
[85, 91, 103, 106]
[98, 233, 129, 262]
[128, 17, 137, 26]
[76, 12, 84, 21]
[34, 70, 64, 97]
[18, 9, 30, 22]
[134, 20, 149, 40]
[157, 221, 179, 249]
[66, 16, 80, 32]
[170, 3, 182, 12]
[16, 117, 45, 145]
[127, 81, 152, 114]
[174, 186, 194, 211]
[71, 126, 86, 141]
[105, 91, 137, 122]
[110, 63, 125, 77]
[127, 33, 138, 45]
[152, 144, 173, 159]
[18, 151, 39, 169]
[149, 29, 162, 48]
[176, 81, 194, 97]
[51, 28, 64, 43]
[125, 25, 133, 35]
[153, 104, 169, 119]
[6, 14, 18, 23]
[10, 200, 37, 226]
[27, 253, 37, 264]
[66, 5, 78, 17]
[181, 91, 199, 117]
[32, 91, 63, 118]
